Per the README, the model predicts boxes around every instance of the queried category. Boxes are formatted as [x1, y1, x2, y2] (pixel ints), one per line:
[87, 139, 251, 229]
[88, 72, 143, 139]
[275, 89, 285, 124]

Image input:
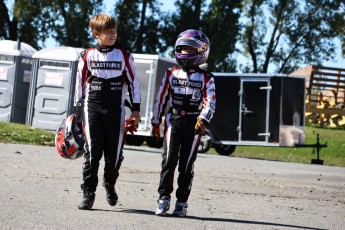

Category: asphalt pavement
[1, 143, 344, 230]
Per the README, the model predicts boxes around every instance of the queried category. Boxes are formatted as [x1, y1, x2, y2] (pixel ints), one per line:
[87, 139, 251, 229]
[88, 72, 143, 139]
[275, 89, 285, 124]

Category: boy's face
[181, 46, 198, 54]
[95, 28, 117, 47]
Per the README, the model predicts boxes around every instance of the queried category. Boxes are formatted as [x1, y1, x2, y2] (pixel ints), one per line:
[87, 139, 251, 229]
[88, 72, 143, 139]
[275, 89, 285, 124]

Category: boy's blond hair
[89, 14, 117, 36]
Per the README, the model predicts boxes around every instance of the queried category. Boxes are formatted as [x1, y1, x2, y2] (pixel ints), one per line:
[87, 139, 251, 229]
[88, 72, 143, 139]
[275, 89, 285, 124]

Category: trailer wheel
[125, 135, 145, 146]
[146, 137, 163, 148]
[198, 131, 212, 153]
[214, 144, 236, 156]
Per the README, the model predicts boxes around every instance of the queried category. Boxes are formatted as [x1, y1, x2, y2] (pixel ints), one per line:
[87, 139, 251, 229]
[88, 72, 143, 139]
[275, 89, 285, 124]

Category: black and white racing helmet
[175, 29, 210, 69]
[55, 114, 84, 159]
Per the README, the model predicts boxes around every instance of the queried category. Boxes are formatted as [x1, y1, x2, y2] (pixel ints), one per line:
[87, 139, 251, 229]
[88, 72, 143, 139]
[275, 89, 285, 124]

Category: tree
[114, 0, 163, 54]
[1, 0, 103, 49]
[47, 0, 103, 48]
[330, 2, 345, 57]
[0, 0, 45, 48]
[160, 0, 206, 57]
[15, 0, 57, 49]
[0, 0, 18, 41]
[240, 0, 343, 73]
[2, 0, 342, 73]
[159, 0, 242, 72]
[114, 0, 140, 48]
[134, 0, 162, 53]
[203, 0, 242, 72]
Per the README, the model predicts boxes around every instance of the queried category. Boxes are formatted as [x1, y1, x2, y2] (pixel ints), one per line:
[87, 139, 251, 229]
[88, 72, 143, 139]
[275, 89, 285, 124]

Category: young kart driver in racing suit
[151, 29, 216, 216]
[74, 14, 141, 210]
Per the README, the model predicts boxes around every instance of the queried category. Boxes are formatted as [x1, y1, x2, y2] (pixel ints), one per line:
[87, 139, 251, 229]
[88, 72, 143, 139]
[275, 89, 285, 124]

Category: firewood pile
[290, 65, 345, 128]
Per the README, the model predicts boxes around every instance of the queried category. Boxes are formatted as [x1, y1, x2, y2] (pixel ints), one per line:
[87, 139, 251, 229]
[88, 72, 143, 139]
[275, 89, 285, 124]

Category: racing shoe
[78, 191, 95, 210]
[155, 196, 171, 216]
[172, 201, 188, 217]
[103, 183, 118, 206]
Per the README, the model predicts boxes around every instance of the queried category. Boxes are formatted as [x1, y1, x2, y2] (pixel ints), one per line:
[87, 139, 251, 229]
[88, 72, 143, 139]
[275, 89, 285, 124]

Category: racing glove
[125, 117, 137, 135]
[151, 124, 160, 139]
[195, 118, 207, 135]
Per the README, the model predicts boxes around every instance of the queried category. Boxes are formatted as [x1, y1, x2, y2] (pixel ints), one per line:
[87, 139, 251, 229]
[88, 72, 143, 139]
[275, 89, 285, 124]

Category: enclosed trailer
[204, 73, 306, 155]
[0, 40, 36, 123]
[124, 54, 176, 147]
[124, 70, 306, 154]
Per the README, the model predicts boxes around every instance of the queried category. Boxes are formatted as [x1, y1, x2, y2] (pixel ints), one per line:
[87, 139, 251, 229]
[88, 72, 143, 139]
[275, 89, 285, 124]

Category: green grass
[0, 122, 344, 167]
[209, 125, 345, 167]
[0, 122, 55, 146]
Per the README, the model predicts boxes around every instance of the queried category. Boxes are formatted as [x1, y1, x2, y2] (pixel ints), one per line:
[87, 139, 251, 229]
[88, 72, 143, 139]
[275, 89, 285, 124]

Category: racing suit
[151, 66, 216, 202]
[74, 43, 141, 193]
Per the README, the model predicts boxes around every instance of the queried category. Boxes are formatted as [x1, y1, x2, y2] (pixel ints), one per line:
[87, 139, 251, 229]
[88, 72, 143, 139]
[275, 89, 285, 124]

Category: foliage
[48, 0, 103, 48]
[158, 0, 242, 72]
[1, 0, 344, 72]
[330, 2, 345, 56]
[158, 0, 206, 58]
[1, 0, 103, 49]
[114, 0, 162, 54]
[239, 0, 343, 73]
[13, 0, 50, 49]
[203, 0, 241, 72]
[0, 0, 17, 42]
[114, 0, 140, 48]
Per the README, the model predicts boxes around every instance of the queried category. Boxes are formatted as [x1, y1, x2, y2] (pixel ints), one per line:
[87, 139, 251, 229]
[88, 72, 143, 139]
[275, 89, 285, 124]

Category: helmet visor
[175, 37, 205, 50]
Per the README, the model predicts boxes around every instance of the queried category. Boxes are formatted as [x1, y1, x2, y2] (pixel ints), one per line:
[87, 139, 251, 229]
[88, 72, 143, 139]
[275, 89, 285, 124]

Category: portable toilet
[0, 40, 37, 123]
[26, 46, 84, 131]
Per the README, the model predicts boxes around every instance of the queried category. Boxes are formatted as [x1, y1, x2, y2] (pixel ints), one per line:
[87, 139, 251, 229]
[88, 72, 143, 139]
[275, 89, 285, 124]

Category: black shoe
[103, 183, 118, 206]
[78, 192, 95, 210]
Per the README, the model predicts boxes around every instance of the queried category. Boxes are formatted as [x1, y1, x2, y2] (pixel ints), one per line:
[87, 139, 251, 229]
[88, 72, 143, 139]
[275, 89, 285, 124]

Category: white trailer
[124, 54, 176, 147]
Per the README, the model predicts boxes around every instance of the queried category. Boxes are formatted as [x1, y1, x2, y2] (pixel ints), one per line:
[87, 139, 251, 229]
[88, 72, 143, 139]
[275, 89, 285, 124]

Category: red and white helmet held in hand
[55, 114, 85, 159]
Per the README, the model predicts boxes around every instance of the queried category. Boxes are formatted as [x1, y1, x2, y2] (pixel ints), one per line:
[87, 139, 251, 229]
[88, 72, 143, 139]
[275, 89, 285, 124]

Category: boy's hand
[125, 117, 137, 135]
[130, 111, 140, 126]
[151, 124, 160, 139]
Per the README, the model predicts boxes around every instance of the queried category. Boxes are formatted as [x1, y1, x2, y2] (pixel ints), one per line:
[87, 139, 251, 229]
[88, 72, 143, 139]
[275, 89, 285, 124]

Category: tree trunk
[135, 0, 147, 53]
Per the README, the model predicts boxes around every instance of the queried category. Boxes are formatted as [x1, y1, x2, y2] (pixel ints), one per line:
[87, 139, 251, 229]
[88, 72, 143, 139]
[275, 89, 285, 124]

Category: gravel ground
[0, 143, 344, 230]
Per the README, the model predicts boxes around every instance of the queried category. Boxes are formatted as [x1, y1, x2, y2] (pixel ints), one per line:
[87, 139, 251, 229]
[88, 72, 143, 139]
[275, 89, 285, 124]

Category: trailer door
[239, 79, 270, 142]
[127, 59, 155, 132]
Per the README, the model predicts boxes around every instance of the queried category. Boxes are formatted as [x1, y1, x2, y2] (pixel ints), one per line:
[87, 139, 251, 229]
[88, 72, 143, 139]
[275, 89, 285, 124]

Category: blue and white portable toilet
[26, 46, 84, 131]
[0, 40, 36, 123]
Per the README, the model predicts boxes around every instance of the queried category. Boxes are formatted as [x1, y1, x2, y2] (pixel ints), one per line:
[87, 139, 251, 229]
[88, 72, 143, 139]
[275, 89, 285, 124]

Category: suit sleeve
[124, 52, 141, 112]
[199, 73, 216, 123]
[74, 51, 88, 106]
[151, 69, 172, 125]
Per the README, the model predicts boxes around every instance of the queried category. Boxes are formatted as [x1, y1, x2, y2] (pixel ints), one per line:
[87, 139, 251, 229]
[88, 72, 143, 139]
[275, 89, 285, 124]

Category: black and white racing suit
[151, 66, 216, 202]
[74, 43, 141, 193]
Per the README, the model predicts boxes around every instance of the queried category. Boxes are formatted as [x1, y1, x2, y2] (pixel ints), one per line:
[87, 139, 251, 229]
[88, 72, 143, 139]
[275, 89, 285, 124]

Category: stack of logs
[290, 65, 345, 128]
